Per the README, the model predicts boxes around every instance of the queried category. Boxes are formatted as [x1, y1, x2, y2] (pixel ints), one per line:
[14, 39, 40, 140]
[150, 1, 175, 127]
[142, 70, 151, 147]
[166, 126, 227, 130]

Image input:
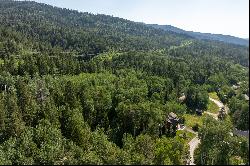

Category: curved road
[183, 126, 199, 165]
[188, 136, 200, 165]
[187, 96, 247, 165]
[206, 97, 248, 138]
[209, 97, 224, 108]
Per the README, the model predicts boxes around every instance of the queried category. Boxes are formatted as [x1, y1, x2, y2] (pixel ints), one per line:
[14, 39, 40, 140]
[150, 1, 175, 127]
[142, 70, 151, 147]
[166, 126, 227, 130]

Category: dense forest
[0, 1, 249, 165]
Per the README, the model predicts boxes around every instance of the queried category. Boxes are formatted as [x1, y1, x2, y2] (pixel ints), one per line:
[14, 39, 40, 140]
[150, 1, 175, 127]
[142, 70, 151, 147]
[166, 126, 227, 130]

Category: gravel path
[188, 136, 200, 165]
[209, 97, 224, 108]
[184, 127, 199, 165]
[207, 97, 248, 138]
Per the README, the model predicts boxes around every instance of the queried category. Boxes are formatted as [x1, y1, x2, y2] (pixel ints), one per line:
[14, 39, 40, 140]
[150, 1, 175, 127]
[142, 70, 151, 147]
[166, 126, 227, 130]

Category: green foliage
[154, 136, 189, 165]
[61, 107, 91, 149]
[0, 1, 248, 165]
[217, 85, 236, 103]
[228, 96, 249, 130]
[175, 130, 196, 144]
[194, 116, 248, 165]
[166, 101, 187, 116]
[183, 113, 206, 129]
[186, 85, 209, 110]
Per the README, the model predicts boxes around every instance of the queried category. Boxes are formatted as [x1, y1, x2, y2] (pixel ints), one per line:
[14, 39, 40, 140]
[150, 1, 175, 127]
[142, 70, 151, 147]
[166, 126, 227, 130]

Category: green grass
[209, 92, 220, 100]
[207, 100, 219, 114]
[183, 113, 213, 132]
[183, 113, 203, 128]
[175, 130, 196, 143]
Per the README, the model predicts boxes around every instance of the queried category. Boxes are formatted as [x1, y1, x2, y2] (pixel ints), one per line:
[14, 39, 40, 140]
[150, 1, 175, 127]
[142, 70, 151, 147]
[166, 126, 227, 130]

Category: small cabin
[165, 112, 180, 132]
[159, 112, 180, 136]
[167, 112, 180, 125]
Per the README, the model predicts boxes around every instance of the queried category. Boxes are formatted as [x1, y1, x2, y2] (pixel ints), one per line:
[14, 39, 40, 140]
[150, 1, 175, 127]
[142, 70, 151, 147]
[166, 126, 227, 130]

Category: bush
[192, 123, 199, 132]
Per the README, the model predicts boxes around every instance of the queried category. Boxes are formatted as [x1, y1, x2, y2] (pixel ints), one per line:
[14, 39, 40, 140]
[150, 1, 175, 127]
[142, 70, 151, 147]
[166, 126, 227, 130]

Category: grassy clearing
[183, 113, 203, 128]
[176, 130, 196, 143]
[209, 92, 220, 100]
[207, 100, 219, 114]
[183, 113, 213, 132]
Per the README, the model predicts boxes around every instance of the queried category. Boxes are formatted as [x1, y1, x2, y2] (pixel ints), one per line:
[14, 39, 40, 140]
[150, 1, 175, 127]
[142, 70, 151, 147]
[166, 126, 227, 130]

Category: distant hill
[0, 1, 248, 66]
[149, 24, 249, 46]
[0, 1, 192, 56]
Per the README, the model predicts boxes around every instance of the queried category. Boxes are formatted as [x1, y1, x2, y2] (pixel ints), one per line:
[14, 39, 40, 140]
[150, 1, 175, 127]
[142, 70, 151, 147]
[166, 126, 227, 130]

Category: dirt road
[188, 136, 200, 165]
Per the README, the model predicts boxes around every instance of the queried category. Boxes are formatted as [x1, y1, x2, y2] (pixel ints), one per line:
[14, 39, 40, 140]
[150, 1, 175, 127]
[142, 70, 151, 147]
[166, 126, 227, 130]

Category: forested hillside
[0, 1, 192, 55]
[0, 1, 249, 165]
[149, 24, 249, 46]
[0, 1, 248, 66]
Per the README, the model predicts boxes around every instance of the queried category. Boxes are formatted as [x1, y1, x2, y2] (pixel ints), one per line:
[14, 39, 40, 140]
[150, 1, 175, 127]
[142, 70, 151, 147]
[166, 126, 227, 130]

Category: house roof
[167, 112, 179, 124]
[169, 112, 177, 119]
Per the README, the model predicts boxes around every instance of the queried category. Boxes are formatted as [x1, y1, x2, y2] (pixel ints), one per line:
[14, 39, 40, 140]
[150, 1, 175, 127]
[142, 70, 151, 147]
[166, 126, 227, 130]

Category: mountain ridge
[0, 0, 248, 67]
[148, 24, 249, 46]
[0, 0, 194, 55]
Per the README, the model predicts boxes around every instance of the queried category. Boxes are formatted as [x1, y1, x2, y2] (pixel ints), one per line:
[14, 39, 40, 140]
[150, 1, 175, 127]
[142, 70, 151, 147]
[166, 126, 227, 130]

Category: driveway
[188, 136, 200, 165]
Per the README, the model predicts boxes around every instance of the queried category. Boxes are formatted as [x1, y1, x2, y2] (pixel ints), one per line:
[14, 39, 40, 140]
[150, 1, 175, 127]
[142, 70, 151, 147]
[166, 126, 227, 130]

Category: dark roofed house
[166, 112, 180, 133]
[167, 112, 179, 124]
[159, 112, 180, 136]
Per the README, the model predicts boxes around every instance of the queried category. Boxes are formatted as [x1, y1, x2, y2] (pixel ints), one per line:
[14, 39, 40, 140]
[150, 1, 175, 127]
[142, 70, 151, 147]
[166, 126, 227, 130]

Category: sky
[32, 0, 249, 38]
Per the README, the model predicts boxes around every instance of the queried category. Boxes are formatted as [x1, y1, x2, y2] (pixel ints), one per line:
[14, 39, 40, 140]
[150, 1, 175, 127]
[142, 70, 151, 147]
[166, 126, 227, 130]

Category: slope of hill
[149, 24, 249, 46]
[0, 1, 193, 55]
[0, 1, 248, 67]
